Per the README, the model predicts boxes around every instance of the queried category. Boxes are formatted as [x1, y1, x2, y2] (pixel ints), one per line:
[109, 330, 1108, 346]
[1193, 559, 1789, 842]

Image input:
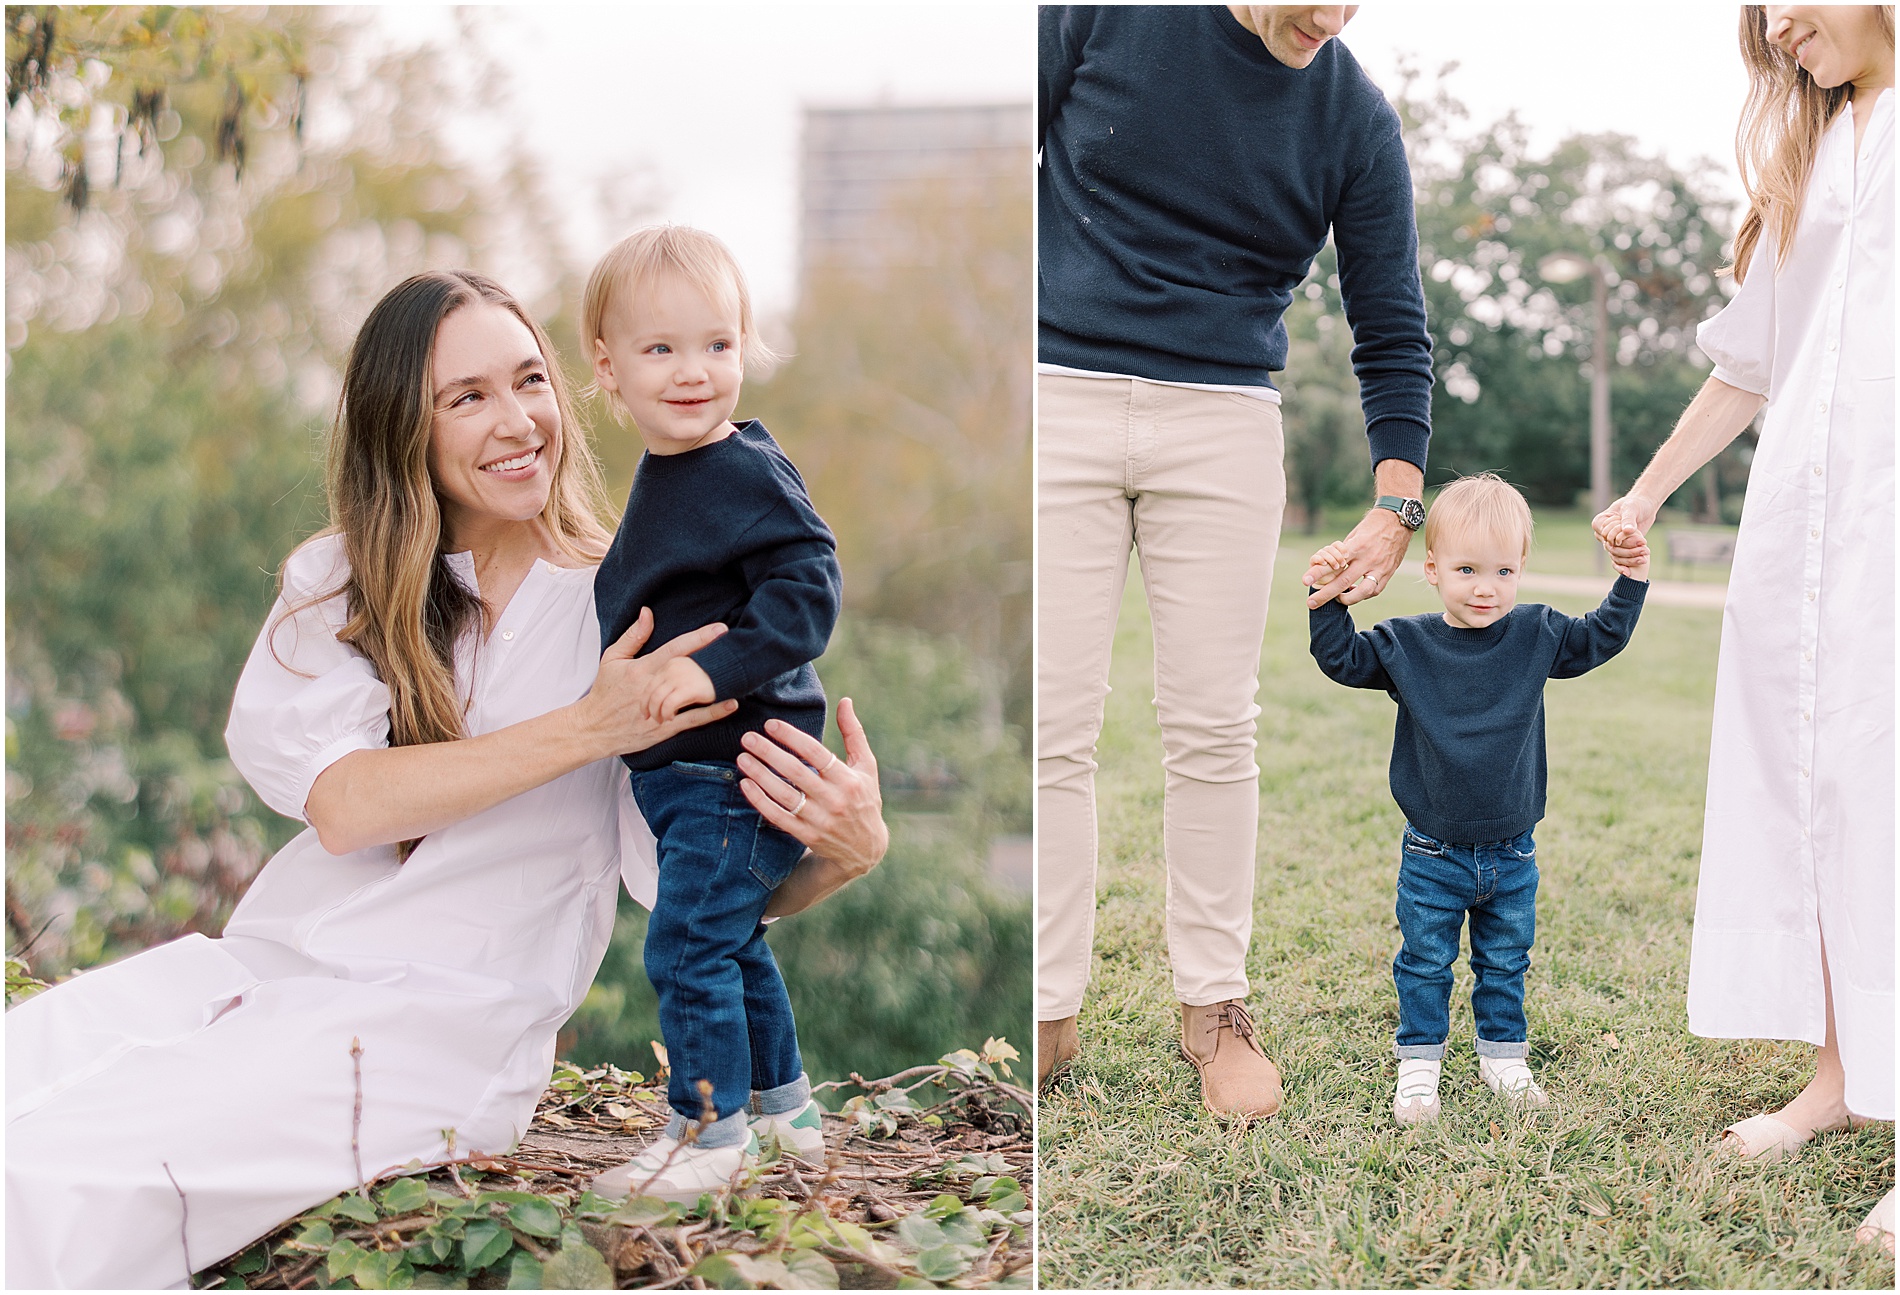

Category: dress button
[502, 629, 515, 641]
[1811, 528, 1821, 538]
[1803, 710, 1812, 721]
[1801, 768, 1810, 778]
[1804, 650, 1814, 662]
[1806, 590, 1816, 602]
[1814, 465, 1824, 476]
[1819, 401, 1828, 414]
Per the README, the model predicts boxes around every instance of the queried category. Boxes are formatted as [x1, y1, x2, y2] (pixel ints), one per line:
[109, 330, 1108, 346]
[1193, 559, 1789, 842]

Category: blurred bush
[6, 5, 1030, 1087]
[567, 613, 1032, 1085]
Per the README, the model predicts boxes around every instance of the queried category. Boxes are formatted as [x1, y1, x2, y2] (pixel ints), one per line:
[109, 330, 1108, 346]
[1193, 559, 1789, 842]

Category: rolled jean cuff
[1394, 1041, 1447, 1060]
[750, 1072, 811, 1116]
[664, 1107, 750, 1150]
[1476, 1037, 1529, 1059]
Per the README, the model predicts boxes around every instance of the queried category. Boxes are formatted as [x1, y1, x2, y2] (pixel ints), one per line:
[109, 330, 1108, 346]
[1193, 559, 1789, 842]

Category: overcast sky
[371, 4, 1752, 317]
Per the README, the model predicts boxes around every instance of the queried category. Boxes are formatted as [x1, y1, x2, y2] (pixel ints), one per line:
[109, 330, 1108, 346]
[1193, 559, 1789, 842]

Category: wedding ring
[822, 754, 839, 774]
[790, 791, 808, 817]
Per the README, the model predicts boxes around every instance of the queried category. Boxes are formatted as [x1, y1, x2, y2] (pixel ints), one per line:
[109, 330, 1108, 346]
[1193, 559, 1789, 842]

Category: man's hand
[1302, 459, 1423, 609]
[645, 656, 718, 723]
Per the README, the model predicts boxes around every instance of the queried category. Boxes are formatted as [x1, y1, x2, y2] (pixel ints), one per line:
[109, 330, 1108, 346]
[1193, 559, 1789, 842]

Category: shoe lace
[1207, 1000, 1257, 1043]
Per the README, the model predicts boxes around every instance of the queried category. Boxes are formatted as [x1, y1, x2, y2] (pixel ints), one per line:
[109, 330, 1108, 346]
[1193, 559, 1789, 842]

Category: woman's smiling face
[1764, 6, 1892, 90]
[426, 302, 562, 540]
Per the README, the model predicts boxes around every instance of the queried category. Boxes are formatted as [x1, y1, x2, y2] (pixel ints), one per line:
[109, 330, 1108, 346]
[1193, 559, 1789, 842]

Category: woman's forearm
[305, 703, 608, 854]
[1630, 376, 1766, 508]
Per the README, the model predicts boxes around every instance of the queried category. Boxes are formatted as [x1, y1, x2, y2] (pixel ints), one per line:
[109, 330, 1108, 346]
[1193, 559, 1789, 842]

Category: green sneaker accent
[788, 1102, 823, 1130]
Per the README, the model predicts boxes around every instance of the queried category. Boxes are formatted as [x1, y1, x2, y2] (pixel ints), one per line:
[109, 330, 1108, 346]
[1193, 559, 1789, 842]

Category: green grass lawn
[1037, 530, 1892, 1289]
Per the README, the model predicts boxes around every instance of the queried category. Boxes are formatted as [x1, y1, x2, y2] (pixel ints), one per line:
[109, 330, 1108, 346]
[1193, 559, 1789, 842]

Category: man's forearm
[1372, 457, 1424, 500]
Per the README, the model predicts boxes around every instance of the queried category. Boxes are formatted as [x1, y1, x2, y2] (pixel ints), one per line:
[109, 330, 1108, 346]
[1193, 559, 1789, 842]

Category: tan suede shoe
[1180, 1000, 1282, 1119]
[1037, 1015, 1080, 1089]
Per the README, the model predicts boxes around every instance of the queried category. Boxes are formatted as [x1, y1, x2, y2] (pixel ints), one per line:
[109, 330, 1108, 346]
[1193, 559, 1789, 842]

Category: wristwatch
[1374, 495, 1426, 531]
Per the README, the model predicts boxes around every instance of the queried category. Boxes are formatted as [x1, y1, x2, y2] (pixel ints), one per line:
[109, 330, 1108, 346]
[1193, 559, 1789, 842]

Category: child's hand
[1303, 542, 1352, 597]
[1601, 520, 1650, 582]
[645, 657, 718, 723]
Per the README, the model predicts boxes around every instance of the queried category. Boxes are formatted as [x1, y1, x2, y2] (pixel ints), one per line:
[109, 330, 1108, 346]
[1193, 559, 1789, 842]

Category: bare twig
[162, 1161, 194, 1289]
[349, 1037, 365, 1195]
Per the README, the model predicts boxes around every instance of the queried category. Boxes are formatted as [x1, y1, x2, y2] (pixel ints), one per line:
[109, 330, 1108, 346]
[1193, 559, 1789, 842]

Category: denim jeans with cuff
[631, 760, 808, 1149]
[1392, 823, 1538, 1061]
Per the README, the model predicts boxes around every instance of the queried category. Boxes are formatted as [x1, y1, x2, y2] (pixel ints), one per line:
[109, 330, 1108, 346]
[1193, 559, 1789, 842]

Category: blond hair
[1423, 473, 1534, 559]
[1731, 6, 1895, 282]
[281, 272, 612, 858]
[581, 225, 778, 423]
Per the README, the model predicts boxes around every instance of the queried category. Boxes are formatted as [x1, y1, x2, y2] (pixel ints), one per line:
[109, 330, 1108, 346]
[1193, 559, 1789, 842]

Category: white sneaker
[748, 1098, 827, 1161]
[1479, 1055, 1549, 1108]
[591, 1131, 757, 1204]
[1393, 1058, 1442, 1125]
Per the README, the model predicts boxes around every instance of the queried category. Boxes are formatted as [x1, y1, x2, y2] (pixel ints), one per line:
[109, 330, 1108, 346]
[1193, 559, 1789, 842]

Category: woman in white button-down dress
[5, 270, 890, 1288]
[1595, 4, 1893, 1251]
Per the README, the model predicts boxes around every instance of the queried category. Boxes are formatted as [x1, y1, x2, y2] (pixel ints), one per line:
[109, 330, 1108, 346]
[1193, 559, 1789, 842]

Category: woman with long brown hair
[5, 270, 889, 1287]
[1595, 4, 1893, 1252]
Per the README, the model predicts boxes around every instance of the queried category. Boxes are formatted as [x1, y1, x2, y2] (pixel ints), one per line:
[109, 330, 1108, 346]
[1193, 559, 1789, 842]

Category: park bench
[1665, 527, 1736, 572]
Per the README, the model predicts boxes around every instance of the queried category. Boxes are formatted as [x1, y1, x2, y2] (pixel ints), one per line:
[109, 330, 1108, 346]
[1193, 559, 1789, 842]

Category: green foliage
[199, 1054, 1030, 1289]
[747, 174, 1032, 733]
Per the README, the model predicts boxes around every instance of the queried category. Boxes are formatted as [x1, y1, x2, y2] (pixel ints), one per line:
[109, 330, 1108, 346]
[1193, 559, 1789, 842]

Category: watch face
[1401, 498, 1426, 530]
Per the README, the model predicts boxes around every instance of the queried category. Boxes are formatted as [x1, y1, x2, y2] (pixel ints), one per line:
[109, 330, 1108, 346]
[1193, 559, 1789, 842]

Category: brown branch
[162, 1161, 195, 1289]
[349, 1037, 365, 1195]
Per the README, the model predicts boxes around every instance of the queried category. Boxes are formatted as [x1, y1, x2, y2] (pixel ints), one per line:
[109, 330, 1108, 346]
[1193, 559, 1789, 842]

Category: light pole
[1539, 251, 1612, 572]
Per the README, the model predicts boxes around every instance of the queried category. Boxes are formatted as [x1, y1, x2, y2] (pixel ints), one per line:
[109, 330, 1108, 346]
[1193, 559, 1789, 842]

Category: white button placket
[1795, 143, 1853, 862]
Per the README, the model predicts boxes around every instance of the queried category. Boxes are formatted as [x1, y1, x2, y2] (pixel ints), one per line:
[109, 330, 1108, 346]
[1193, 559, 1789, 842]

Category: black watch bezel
[1376, 495, 1425, 531]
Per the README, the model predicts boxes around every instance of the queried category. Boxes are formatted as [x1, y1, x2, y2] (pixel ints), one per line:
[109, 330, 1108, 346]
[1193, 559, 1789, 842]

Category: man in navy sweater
[1037, 5, 1435, 1119]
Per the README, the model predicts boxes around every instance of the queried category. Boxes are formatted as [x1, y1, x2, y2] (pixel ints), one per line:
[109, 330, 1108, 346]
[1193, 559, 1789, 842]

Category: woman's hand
[575, 610, 738, 760]
[741, 699, 889, 916]
[1592, 493, 1661, 572]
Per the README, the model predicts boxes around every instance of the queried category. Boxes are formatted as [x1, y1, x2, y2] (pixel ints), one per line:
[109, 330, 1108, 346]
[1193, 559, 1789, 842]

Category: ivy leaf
[332, 1194, 379, 1224]
[541, 1238, 614, 1289]
[460, 1219, 514, 1270]
[506, 1197, 564, 1239]
[229, 1243, 268, 1275]
[783, 1249, 840, 1289]
[895, 1213, 945, 1251]
[325, 1238, 365, 1284]
[914, 1244, 972, 1282]
[503, 1251, 544, 1289]
[689, 1251, 760, 1289]
[378, 1178, 431, 1215]
[895, 1277, 941, 1290]
[985, 1176, 1027, 1215]
[608, 1194, 679, 1228]
[922, 1194, 964, 1221]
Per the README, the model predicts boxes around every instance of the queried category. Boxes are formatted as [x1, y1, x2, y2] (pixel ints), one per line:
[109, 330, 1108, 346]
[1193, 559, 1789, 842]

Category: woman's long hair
[1732, 5, 1894, 282]
[288, 271, 613, 763]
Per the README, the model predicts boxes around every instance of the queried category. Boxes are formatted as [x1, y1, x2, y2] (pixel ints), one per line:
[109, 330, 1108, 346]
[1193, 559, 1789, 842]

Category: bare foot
[1856, 1188, 1895, 1256]
[1764, 1067, 1855, 1143]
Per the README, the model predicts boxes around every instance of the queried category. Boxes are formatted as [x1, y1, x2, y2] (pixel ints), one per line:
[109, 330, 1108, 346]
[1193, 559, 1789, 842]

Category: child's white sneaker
[590, 1131, 758, 1203]
[1393, 1058, 1442, 1125]
[748, 1098, 827, 1162]
[1479, 1055, 1549, 1108]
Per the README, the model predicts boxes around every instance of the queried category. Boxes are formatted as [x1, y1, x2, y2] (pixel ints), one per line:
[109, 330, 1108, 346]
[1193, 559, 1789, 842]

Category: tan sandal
[1856, 1188, 1895, 1256]
[1719, 1113, 1811, 1162]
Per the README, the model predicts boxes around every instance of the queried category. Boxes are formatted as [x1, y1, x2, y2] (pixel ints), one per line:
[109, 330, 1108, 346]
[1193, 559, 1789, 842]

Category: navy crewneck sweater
[595, 420, 840, 772]
[1310, 577, 1648, 843]
[1039, 5, 1433, 469]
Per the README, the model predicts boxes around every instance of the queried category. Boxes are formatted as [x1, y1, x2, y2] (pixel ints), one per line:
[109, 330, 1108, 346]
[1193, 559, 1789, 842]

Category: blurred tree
[6, 6, 307, 213]
[747, 173, 1032, 738]
[1278, 273, 1370, 534]
[1286, 66, 1746, 513]
[4, 10, 557, 973]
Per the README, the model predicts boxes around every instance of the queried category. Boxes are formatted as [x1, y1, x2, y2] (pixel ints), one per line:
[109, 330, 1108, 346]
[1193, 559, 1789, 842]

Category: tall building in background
[798, 102, 1030, 281]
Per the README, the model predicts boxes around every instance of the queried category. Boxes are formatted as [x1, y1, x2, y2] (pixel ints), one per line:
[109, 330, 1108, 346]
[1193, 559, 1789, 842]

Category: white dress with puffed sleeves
[4, 533, 661, 1288]
[1685, 90, 1893, 1120]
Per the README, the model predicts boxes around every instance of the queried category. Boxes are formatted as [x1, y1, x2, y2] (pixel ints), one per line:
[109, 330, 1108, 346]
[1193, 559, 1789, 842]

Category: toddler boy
[586, 226, 840, 1198]
[1308, 473, 1647, 1124]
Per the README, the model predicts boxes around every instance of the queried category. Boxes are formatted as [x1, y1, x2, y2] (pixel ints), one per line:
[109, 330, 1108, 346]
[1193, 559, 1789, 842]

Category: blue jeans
[1392, 823, 1539, 1061]
[631, 761, 808, 1147]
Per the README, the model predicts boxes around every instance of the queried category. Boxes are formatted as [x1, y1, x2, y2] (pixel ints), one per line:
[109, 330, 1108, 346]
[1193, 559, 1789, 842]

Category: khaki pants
[1037, 374, 1286, 1018]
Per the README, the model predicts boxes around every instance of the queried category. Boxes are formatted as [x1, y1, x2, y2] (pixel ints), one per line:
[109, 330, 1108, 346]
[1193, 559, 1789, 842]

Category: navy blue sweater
[1039, 5, 1433, 470]
[595, 421, 840, 772]
[1309, 577, 1648, 843]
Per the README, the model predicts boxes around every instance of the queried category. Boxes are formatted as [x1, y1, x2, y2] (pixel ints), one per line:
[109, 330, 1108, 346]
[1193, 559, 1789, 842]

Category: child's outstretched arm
[1548, 576, 1648, 679]
[1308, 597, 1395, 691]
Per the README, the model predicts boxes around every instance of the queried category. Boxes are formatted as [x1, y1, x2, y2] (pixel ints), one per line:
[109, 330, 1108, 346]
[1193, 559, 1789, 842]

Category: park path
[1393, 560, 1730, 609]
